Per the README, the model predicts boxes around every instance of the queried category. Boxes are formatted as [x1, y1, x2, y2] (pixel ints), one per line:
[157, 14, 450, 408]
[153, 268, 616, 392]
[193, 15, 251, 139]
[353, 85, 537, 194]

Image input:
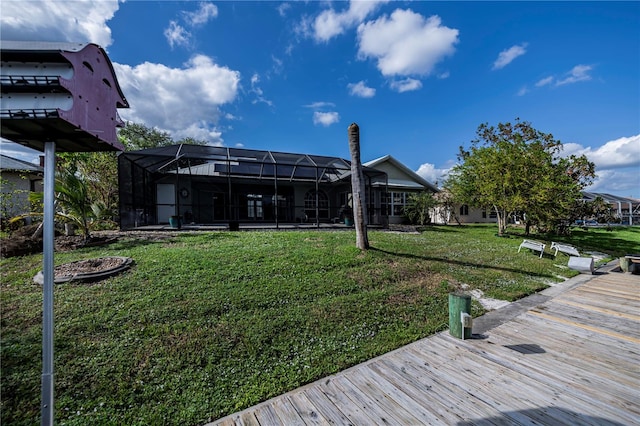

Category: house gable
[364, 155, 438, 192]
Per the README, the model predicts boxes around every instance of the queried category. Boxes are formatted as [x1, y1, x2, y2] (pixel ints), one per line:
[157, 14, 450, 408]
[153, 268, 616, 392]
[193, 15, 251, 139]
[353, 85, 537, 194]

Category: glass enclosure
[118, 144, 388, 229]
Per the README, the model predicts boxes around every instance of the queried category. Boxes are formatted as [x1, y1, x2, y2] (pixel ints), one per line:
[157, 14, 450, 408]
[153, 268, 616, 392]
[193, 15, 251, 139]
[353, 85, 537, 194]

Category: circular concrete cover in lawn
[33, 256, 134, 284]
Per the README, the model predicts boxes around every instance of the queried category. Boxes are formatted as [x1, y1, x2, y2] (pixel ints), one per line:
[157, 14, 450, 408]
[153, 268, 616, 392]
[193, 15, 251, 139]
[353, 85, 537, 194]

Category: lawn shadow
[369, 246, 555, 279]
[457, 407, 626, 426]
[111, 230, 239, 251]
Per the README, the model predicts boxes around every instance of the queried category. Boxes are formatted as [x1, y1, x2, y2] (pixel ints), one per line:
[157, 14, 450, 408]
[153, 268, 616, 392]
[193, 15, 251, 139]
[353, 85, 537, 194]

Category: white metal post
[41, 141, 55, 426]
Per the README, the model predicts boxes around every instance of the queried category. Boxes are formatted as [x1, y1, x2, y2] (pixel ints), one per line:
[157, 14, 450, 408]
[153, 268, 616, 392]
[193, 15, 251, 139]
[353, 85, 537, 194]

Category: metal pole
[41, 141, 55, 426]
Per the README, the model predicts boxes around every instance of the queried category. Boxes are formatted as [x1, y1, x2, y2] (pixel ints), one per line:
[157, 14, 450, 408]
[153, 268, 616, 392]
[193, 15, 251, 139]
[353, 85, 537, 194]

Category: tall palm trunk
[348, 123, 369, 250]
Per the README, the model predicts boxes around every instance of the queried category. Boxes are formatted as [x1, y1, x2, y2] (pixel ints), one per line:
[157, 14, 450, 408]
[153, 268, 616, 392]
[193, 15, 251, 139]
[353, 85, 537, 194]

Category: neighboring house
[581, 192, 639, 225]
[431, 190, 639, 226]
[0, 154, 43, 220]
[117, 146, 439, 229]
[363, 155, 439, 225]
[430, 189, 498, 225]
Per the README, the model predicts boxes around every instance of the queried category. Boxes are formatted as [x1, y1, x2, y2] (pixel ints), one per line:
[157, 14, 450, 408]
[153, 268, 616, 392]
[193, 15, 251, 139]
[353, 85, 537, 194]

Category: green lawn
[2, 224, 638, 425]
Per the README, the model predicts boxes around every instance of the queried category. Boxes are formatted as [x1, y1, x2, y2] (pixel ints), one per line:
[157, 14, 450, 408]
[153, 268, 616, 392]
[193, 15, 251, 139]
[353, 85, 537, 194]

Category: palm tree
[54, 168, 93, 241]
[11, 168, 94, 242]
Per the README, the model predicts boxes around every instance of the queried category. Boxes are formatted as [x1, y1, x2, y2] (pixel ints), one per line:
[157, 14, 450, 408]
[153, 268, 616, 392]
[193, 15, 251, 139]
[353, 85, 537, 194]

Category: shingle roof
[0, 154, 43, 173]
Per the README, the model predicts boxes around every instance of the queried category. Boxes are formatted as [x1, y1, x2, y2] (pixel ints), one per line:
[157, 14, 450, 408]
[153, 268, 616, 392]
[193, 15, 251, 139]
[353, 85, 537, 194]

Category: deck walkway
[208, 268, 640, 426]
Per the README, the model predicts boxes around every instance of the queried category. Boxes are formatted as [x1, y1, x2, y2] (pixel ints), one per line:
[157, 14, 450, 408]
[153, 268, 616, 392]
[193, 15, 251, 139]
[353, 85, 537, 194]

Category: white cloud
[277, 3, 292, 18]
[529, 65, 594, 93]
[517, 86, 529, 96]
[164, 21, 192, 49]
[562, 135, 640, 169]
[390, 78, 422, 93]
[313, 111, 340, 127]
[416, 162, 450, 187]
[305, 102, 336, 109]
[437, 71, 450, 79]
[585, 168, 640, 198]
[348, 81, 376, 98]
[556, 64, 593, 86]
[357, 10, 459, 77]
[183, 2, 218, 26]
[535, 76, 554, 87]
[250, 73, 273, 107]
[0, 0, 120, 48]
[313, 0, 388, 42]
[114, 55, 240, 144]
[492, 43, 527, 70]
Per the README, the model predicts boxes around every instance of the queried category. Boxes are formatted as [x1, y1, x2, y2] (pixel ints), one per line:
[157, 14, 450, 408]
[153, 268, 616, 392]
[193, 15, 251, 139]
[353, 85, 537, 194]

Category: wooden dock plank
[298, 386, 353, 425]
[439, 335, 640, 424]
[494, 317, 640, 381]
[380, 347, 503, 424]
[412, 337, 592, 426]
[328, 372, 421, 425]
[552, 297, 640, 320]
[268, 397, 306, 425]
[573, 285, 640, 301]
[366, 359, 477, 425]
[530, 301, 640, 339]
[316, 377, 378, 425]
[252, 403, 285, 426]
[285, 393, 330, 426]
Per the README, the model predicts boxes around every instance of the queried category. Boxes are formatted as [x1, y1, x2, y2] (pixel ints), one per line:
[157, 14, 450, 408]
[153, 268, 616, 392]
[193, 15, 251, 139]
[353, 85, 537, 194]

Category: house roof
[119, 144, 387, 183]
[581, 191, 639, 204]
[0, 154, 43, 173]
[364, 155, 439, 192]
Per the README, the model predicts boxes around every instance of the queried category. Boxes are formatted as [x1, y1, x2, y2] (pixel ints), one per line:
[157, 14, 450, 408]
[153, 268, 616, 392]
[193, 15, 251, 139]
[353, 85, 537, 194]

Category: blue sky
[1, 1, 639, 198]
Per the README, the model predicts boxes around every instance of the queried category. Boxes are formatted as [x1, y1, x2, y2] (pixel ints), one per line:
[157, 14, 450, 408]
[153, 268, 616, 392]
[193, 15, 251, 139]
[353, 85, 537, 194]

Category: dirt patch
[1, 227, 174, 258]
[54, 257, 125, 276]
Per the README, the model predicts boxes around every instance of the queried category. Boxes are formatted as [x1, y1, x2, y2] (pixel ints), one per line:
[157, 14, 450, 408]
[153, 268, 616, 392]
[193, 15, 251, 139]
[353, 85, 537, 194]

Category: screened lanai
[118, 144, 388, 229]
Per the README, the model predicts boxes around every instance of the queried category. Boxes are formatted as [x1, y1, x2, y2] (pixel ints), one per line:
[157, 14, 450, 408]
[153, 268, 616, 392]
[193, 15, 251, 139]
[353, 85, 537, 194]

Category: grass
[2, 224, 638, 425]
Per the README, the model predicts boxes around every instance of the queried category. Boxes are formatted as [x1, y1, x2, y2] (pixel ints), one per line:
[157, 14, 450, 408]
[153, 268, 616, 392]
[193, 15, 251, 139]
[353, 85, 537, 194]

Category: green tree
[11, 168, 94, 240]
[404, 192, 437, 225]
[445, 119, 595, 236]
[57, 152, 119, 225]
[54, 167, 93, 240]
[118, 121, 175, 151]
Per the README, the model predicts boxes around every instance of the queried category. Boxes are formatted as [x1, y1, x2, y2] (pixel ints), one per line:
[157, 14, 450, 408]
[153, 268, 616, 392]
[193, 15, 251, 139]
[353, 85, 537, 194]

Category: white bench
[551, 242, 580, 257]
[518, 239, 546, 258]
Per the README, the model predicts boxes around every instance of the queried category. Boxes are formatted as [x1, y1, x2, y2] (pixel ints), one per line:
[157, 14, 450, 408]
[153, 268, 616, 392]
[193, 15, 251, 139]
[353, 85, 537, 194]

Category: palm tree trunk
[348, 123, 369, 250]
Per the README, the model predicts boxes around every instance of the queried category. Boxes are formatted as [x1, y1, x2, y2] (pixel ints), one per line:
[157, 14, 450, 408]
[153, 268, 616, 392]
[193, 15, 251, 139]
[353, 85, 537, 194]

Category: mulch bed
[0, 225, 117, 258]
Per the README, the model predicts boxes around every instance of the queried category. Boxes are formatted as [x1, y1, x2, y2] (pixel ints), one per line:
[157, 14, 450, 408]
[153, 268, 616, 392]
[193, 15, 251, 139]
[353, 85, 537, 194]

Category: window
[460, 205, 469, 216]
[304, 190, 329, 219]
[383, 191, 410, 217]
[247, 194, 263, 219]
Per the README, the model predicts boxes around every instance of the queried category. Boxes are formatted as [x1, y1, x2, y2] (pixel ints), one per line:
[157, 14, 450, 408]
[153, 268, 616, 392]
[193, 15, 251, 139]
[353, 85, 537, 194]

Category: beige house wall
[1, 171, 42, 218]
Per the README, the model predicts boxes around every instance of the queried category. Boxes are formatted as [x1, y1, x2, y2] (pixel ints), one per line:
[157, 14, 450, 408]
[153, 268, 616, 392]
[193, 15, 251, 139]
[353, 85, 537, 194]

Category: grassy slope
[2, 225, 638, 425]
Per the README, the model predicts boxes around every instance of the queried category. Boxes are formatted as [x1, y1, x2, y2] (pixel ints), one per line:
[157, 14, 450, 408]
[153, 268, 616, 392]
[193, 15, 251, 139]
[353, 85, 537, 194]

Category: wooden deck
[208, 270, 640, 425]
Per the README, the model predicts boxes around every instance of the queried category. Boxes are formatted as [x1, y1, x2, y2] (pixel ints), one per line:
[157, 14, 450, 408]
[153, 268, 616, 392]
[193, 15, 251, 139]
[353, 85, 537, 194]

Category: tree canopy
[445, 119, 595, 235]
[117, 122, 207, 151]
